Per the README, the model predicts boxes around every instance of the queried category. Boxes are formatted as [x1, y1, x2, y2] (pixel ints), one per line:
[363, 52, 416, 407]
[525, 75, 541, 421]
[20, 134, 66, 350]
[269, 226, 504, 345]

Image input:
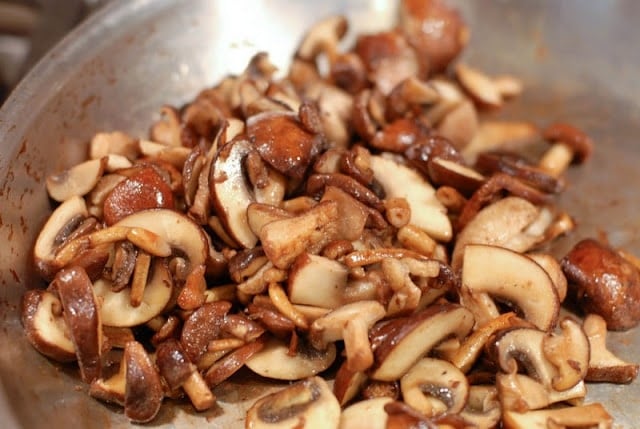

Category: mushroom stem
[183, 371, 216, 411]
[538, 142, 574, 178]
[129, 252, 151, 307]
[344, 318, 374, 372]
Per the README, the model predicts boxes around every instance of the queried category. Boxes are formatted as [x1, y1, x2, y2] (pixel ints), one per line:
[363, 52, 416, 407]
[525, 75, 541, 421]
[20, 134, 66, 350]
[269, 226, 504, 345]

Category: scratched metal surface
[0, 1, 639, 427]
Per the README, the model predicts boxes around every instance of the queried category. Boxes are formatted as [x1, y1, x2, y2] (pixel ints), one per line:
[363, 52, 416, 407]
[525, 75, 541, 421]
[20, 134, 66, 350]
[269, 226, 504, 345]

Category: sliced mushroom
[369, 154, 451, 242]
[528, 253, 568, 303]
[502, 403, 612, 429]
[339, 397, 392, 429]
[539, 122, 593, 178]
[21, 289, 76, 362]
[89, 357, 126, 406]
[46, 157, 107, 202]
[455, 63, 502, 107]
[245, 336, 336, 380]
[51, 266, 103, 383]
[90, 131, 139, 160]
[370, 303, 474, 381]
[156, 339, 216, 411]
[436, 100, 478, 151]
[204, 337, 266, 386]
[583, 313, 639, 384]
[124, 341, 164, 423]
[542, 317, 590, 391]
[138, 139, 191, 168]
[246, 376, 340, 429]
[427, 157, 484, 196]
[497, 372, 586, 412]
[461, 244, 559, 330]
[310, 301, 385, 372]
[288, 253, 349, 309]
[333, 361, 368, 406]
[296, 15, 347, 62]
[400, 358, 469, 417]
[180, 301, 232, 364]
[459, 385, 501, 429]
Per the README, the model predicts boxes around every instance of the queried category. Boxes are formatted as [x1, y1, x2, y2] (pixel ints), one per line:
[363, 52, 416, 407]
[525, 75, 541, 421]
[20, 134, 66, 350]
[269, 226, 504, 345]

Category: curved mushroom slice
[400, 358, 469, 417]
[46, 157, 107, 202]
[497, 372, 586, 413]
[459, 385, 500, 429]
[288, 253, 349, 309]
[542, 318, 590, 391]
[339, 397, 392, 429]
[296, 15, 347, 62]
[51, 266, 103, 383]
[90, 131, 139, 160]
[94, 260, 172, 327]
[455, 63, 502, 107]
[427, 157, 484, 196]
[245, 376, 340, 429]
[21, 289, 76, 362]
[452, 196, 544, 270]
[124, 341, 164, 423]
[245, 336, 336, 381]
[461, 244, 559, 331]
[370, 303, 474, 381]
[34, 196, 89, 280]
[115, 208, 208, 271]
[156, 339, 216, 411]
[502, 403, 612, 429]
[528, 253, 568, 303]
[369, 154, 451, 242]
[210, 138, 258, 248]
[333, 361, 368, 406]
[180, 301, 232, 364]
[583, 313, 639, 384]
[204, 338, 266, 387]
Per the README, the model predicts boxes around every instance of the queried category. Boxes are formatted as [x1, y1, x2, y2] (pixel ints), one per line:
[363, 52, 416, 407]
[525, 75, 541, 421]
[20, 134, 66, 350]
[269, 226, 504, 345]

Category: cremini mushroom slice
[502, 403, 613, 429]
[51, 266, 103, 383]
[204, 337, 267, 386]
[309, 300, 385, 372]
[528, 253, 568, 303]
[33, 195, 89, 279]
[461, 244, 559, 330]
[582, 313, 639, 384]
[427, 157, 485, 196]
[156, 339, 216, 411]
[455, 63, 503, 107]
[296, 15, 347, 63]
[333, 362, 368, 406]
[436, 100, 478, 151]
[89, 356, 126, 406]
[370, 303, 474, 381]
[287, 253, 349, 309]
[369, 154, 451, 242]
[94, 260, 172, 327]
[124, 340, 164, 423]
[46, 157, 107, 202]
[542, 317, 590, 391]
[400, 358, 469, 417]
[259, 200, 340, 270]
[245, 336, 336, 380]
[138, 139, 191, 168]
[245, 376, 340, 429]
[496, 372, 587, 412]
[339, 397, 392, 429]
[90, 131, 139, 160]
[21, 289, 77, 362]
[180, 301, 232, 364]
[459, 385, 501, 429]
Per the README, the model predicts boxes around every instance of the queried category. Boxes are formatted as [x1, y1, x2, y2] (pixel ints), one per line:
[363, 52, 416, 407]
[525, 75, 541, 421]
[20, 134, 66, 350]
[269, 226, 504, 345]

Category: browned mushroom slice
[51, 266, 103, 383]
[296, 15, 347, 62]
[496, 372, 586, 413]
[386, 77, 440, 121]
[583, 313, 639, 384]
[259, 200, 340, 270]
[398, 0, 468, 74]
[94, 260, 172, 327]
[180, 301, 232, 364]
[90, 131, 139, 160]
[561, 238, 640, 331]
[320, 185, 370, 241]
[542, 318, 590, 391]
[459, 385, 501, 429]
[102, 166, 175, 225]
[124, 341, 164, 423]
[528, 253, 568, 303]
[204, 337, 266, 386]
[33, 196, 89, 280]
[462, 120, 540, 163]
[288, 253, 349, 309]
[540, 122, 593, 177]
[427, 157, 484, 195]
[245, 336, 336, 380]
[502, 403, 612, 429]
[339, 397, 393, 429]
[400, 358, 469, 417]
[369, 154, 451, 242]
[246, 111, 323, 180]
[138, 139, 191, 168]
[333, 361, 368, 406]
[455, 63, 502, 107]
[156, 339, 216, 411]
[461, 244, 559, 331]
[210, 138, 258, 248]
[369, 118, 426, 153]
[436, 100, 478, 151]
[46, 157, 107, 202]
[89, 357, 126, 406]
[21, 289, 76, 362]
[370, 303, 474, 381]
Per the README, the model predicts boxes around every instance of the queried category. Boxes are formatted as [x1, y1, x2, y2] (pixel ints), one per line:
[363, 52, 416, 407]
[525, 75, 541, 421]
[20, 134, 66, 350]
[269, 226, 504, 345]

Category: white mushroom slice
[245, 337, 336, 381]
[452, 196, 543, 270]
[371, 304, 474, 381]
[90, 131, 139, 160]
[246, 376, 340, 429]
[497, 372, 586, 412]
[138, 139, 191, 168]
[288, 253, 349, 309]
[370, 154, 451, 242]
[115, 208, 208, 271]
[339, 397, 392, 429]
[210, 138, 257, 248]
[46, 157, 107, 202]
[310, 301, 385, 372]
[94, 261, 173, 327]
[33, 195, 88, 279]
[461, 244, 559, 331]
[400, 358, 469, 417]
[460, 385, 501, 429]
[21, 289, 76, 362]
[104, 154, 133, 172]
[502, 403, 612, 429]
[246, 203, 292, 237]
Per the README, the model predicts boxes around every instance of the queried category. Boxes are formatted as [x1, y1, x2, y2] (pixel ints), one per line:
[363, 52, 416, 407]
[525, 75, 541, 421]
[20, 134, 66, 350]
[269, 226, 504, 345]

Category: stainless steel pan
[1, 1, 639, 427]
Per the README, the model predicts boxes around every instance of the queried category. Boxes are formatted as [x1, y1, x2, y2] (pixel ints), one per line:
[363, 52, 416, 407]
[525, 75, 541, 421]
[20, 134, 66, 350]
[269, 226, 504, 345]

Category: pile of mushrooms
[24, 0, 639, 427]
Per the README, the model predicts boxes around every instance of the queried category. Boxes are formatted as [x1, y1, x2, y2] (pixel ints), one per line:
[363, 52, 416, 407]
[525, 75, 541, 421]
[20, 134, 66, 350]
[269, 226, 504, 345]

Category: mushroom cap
[542, 122, 593, 163]
[46, 157, 106, 202]
[156, 339, 196, 390]
[124, 341, 164, 423]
